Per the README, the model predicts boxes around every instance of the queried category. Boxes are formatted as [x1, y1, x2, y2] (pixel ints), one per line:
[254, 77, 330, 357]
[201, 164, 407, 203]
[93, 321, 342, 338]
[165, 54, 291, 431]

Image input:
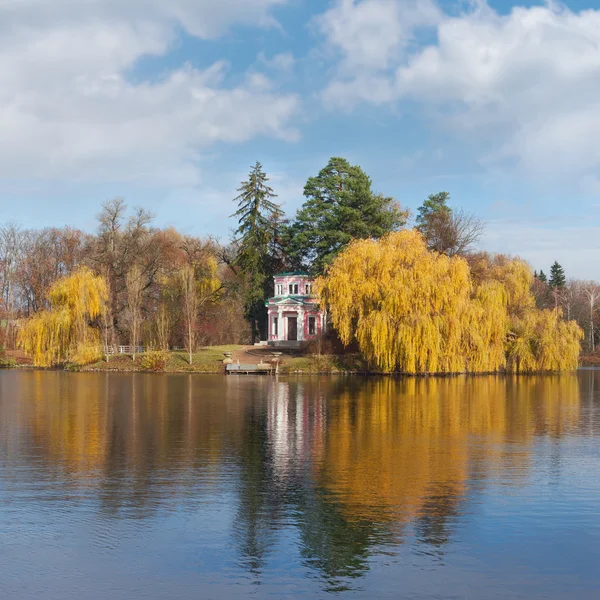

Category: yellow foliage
[19, 267, 108, 367]
[140, 350, 170, 372]
[320, 376, 580, 524]
[71, 340, 103, 367]
[197, 255, 221, 299]
[317, 230, 583, 374]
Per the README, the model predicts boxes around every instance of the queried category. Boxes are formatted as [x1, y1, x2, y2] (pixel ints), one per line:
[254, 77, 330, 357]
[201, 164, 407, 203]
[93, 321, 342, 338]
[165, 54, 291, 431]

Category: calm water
[1, 372, 600, 599]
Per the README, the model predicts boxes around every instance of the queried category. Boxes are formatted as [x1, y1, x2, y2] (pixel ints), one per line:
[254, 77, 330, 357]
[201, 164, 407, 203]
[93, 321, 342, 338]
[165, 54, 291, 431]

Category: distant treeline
[1, 156, 596, 367]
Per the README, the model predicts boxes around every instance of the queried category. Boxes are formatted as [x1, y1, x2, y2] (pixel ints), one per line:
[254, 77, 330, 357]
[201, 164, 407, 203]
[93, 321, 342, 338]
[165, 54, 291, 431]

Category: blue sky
[1, 0, 600, 278]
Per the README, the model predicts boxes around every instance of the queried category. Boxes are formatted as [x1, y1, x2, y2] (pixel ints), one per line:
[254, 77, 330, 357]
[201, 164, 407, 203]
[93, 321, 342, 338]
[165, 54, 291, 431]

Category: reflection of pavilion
[267, 381, 326, 478]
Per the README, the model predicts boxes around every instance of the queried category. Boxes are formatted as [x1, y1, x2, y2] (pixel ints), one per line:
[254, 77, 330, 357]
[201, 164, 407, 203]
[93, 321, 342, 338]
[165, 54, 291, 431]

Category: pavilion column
[278, 308, 283, 341]
[297, 309, 304, 342]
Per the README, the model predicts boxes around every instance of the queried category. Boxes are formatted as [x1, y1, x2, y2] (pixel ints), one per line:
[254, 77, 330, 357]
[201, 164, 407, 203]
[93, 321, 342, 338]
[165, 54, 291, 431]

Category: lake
[1, 371, 599, 599]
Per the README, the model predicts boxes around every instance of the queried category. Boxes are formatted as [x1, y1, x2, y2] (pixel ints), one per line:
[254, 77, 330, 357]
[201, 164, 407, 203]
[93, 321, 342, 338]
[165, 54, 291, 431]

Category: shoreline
[3, 347, 598, 375]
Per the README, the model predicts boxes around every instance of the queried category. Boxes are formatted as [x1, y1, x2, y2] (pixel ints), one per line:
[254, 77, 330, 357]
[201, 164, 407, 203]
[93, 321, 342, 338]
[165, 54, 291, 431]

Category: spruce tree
[538, 270, 547, 283]
[231, 162, 284, 341]
[549, 262, 566, 288]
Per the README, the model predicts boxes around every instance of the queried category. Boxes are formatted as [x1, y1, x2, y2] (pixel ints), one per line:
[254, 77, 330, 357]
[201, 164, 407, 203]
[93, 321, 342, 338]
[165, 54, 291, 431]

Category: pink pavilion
[265, 273, 326, 347]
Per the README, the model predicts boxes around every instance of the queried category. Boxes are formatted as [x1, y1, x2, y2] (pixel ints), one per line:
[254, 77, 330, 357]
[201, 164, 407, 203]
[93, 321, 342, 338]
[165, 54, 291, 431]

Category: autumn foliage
[317, 230, 582, 374]
[19, 267, 108, 367]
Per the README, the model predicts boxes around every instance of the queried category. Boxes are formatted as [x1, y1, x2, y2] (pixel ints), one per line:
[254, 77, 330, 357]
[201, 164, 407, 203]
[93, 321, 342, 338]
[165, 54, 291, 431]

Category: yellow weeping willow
[316, 230, 582, 374]
[19, 267, 108, 367]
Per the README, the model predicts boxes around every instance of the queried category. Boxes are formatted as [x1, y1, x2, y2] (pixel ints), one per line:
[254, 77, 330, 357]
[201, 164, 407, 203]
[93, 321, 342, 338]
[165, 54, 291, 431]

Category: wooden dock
[225, 363, 275, 375]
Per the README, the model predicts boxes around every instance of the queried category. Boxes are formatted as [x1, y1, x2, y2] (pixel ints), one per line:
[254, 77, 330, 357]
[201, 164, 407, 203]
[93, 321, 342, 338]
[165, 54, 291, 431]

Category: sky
[1, 0, 600, 278]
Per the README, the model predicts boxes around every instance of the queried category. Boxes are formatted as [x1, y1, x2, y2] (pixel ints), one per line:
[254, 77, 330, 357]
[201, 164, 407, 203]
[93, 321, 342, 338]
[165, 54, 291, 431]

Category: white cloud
[0, 0, 298, 185]
[258, 52, 296, 73]
[316, 0, 441, 72]
[319, 1, 600, 186]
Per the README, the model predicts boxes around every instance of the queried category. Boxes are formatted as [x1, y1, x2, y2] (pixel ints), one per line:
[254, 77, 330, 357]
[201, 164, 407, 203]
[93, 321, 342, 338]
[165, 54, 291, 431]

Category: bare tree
[126, 265, 144, 360]
[581, 282, 600, 352]
[155, 302, 172, 351]
[101, 273, 114, 362]
[0, 223, 23, 348]
[558, 280, 582, 321]
[179, 265, 198, 365]
[422, 209, 485, 257]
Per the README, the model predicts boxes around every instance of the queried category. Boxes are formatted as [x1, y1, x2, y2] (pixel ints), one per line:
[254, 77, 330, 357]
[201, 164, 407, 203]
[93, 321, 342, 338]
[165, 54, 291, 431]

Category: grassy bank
[81, 349, 367, 374]
[277, 353, 367, 374]
[1, 346, 367, 374]
[6, 347, 594, 374]
[81, 346, 244, 373]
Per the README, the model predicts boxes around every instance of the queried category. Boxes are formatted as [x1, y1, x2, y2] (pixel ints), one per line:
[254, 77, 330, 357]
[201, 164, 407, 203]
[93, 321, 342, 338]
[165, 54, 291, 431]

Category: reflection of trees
[6, 371, 586, 591]
[293, 375, 581, 585]
[21, 372, 248, 516]
[294, 486, 391, 592]
[232, 381, 278, 577]
[320, 376, 581, 532]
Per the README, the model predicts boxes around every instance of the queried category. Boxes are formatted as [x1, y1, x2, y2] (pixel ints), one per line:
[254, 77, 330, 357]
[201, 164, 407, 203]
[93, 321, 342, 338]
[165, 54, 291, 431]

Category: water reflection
[1, 371, 599, 597]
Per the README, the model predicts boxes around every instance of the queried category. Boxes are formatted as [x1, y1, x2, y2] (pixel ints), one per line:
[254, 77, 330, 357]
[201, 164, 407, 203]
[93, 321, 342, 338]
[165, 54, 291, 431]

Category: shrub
[0, 346, 16, 368]
[0, 356, 17, 368]
[71, 343, 103, 366]
[140, 351, 170, 372]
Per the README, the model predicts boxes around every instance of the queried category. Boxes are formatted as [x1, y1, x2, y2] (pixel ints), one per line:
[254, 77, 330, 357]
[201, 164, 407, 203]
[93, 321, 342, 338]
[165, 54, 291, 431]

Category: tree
[231, 162, 284, 342]
[317, 230, 582, 374]
[538, 270, 548, 283]
[416, 192, 484, 257]
[155, 301, 172, 351]
[17, 227, 86, 314]
[19, 267, 108, 367]
[416, 192, 452, 229]
[549, 261, 566, 288]
[179, 265, 199, 365]
[93, 199, 177, 344]
[581, 282, 600, 352]
[101, 272, 114, 362]
[285, 157, 408, 274]
[0, 223, 23, 348]
[126, 265, 144, 361]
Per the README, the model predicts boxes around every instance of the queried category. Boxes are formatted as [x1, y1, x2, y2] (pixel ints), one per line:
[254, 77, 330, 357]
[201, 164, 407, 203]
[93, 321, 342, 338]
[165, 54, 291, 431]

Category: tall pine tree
[285, 157, 408, 273]
[232, 162, 284, 342]
[549, 261, 566, 288]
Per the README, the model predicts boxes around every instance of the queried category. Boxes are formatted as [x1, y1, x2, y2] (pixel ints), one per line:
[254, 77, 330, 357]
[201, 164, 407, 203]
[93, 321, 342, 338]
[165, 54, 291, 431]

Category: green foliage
[549, 261, 566, 288]
[285, 157, 408, 274]
[416, 191, 452, 229]
[232, 162, 285, 340]
[140, 350, 170, 372]
[538, 270, 548, 283]
[0, 347, 16, 368]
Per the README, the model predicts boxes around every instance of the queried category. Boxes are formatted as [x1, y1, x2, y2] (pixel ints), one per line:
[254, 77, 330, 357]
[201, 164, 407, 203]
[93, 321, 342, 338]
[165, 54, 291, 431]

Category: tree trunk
[591, 300, 595, 353]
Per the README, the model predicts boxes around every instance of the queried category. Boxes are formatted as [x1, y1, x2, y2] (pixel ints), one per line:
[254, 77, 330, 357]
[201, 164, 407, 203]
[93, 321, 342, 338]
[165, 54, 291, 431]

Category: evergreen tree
[231, 162, 284, 341]
[416, 191, 484, 256]
[285, 157, 408, 274]
[549, 261, 566, 288]
[416, 191, 452, 230]
[538, 270, 547, 283]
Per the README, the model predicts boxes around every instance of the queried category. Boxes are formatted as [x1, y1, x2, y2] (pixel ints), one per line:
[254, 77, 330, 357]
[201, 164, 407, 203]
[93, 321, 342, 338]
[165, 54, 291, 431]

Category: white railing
[103, 346, 146, 355]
